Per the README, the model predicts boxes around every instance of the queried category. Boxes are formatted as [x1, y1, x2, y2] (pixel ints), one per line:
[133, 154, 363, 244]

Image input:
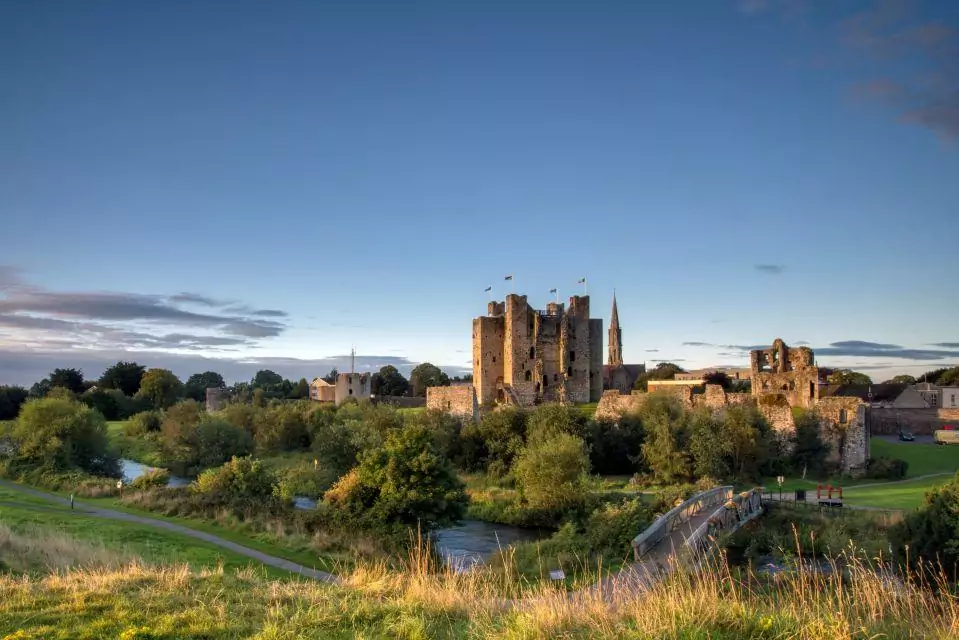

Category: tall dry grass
[0, 522, 141, 573]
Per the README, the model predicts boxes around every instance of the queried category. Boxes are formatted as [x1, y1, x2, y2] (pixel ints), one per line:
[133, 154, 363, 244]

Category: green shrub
[583, 497, 652, 556]
[252, 404, 311, 453]
[124, 411, 162, 437]
[193, 456, 280, 507]
[890, 471, 959, 579]
[513, 432, 590, 512]
[587, 413, 645, 475]
[866, 456, 908, 480]
[161, 417, 253, 477]
[325, 423, 467, 531]
[129, 468, 170, 490]
[459, 407, 527, 473]
[640, 393, 693, 483]
[8, 396, 120, 477]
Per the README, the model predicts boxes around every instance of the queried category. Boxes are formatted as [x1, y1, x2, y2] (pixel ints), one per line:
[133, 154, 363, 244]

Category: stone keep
[473, 294, 602, 406]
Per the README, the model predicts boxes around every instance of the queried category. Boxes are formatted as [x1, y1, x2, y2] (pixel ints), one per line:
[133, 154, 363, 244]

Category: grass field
[870, 437, 959, 476]
[842, 475, 954, 510]
[0, 494, 290, 576]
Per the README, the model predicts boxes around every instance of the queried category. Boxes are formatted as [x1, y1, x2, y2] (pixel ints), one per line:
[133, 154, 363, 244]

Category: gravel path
[0, 478, 339, 584]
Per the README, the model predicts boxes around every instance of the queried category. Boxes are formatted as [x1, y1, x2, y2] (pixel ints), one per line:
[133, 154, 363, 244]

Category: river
[120, 459, 546, 571]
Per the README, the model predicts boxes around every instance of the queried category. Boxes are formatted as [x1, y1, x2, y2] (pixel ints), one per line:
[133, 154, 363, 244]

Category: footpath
[0, 478, 338, 584]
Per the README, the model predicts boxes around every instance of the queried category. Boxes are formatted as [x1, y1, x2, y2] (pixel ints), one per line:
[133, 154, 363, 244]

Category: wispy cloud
[754, 264, 786, 274]
[742, 0, 959, 140]
[686, 337, 959, 361]
[930, 342, 959, 348]
[644, 348, 660, 352]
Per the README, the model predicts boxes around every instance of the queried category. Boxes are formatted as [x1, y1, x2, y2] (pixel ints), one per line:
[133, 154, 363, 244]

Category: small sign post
[549, 569, 566, 581]
[776, 475, 784, 501]
[117, 480, 123, 498]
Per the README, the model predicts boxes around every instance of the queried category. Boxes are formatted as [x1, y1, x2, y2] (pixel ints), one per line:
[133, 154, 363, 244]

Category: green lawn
[869, 438, 959, 477]
[0, 498, 291, 576]
[842, 475, 950, 511]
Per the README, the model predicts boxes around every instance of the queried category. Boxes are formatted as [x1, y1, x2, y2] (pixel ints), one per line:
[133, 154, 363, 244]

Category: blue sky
[1, 0, 957, 385]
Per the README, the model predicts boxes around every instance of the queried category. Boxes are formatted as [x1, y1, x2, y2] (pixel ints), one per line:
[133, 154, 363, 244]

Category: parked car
[898, 431, 915, 442]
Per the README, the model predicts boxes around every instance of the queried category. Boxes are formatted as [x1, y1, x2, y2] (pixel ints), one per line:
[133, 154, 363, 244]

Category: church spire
[608, 292, 623, 367]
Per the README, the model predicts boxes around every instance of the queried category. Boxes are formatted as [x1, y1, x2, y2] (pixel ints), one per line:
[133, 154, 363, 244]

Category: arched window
[524, 370, 532, 382]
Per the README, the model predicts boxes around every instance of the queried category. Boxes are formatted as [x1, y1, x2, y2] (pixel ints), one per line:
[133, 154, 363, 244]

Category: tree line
[0, 360, 462, 421]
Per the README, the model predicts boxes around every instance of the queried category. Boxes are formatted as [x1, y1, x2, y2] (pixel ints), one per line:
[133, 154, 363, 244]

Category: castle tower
[608, 293, 623, 367]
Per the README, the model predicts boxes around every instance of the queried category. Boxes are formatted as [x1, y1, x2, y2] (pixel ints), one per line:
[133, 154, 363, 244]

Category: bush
[587, 413, 645, 476]
[124, 411, 162, 437]
[459, 407, 527, 473]
[129, 468, 170, 490]
[252, 404, 311, 453]
[583, 497, 653, 556]
[866, 456, 908, 480]
[890, 472, 959, 579]
[161, 417, 253, 477]
[412, 409, 462, 461]
[8, 396, 120, 477]
[513, 432, 590, 512]
[324, 423, 467, 531]
[193, 456, 280, 507]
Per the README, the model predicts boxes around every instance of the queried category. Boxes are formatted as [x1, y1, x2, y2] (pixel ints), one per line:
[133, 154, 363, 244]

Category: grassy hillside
[2, 545, 956, 638]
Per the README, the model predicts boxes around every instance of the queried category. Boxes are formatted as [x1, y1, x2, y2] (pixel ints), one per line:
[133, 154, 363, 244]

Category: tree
[634, 362, 686, 392]
[702, 371, 732, 390]
[410, 362, 450, 396]
[194, 456, 280, 507]
[459, 407, 528, 474]
[0, 385, 28, 421]
[689, 408, 727, 479]
[80, 388, 122, 421]
[719, 405, 771, 480]
[917, 368, 949, 385]
[161, 416, 253, 477]
[514, 432, 591, 512]
[938, 367, 959, 387]
[827, 369, 873, 386]
[885, 374, 917, 385]
[137, 369, 184, 410]
[184, 371, 226, 402]
[325, 423, 468, 530]
[10, 396, 120, 477]
[890, 472, 959, 580]
[322, 368, 338, 384]
[640, 393, 693, 483]
[28, 379, 51, 399]
[49, 368, 85, 394]
[252, 370, 283, 388]
[371, 365, 410, 397]
[290, 378, 310, 399]
[791, 411, 831, 476]
[98, 361, 145, 396]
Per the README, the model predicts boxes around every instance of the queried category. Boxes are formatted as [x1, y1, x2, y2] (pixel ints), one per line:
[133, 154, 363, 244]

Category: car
[898, 431, 915, 442]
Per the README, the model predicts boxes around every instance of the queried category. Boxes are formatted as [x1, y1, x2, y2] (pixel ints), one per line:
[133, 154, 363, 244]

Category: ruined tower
[472, 294, 602, 406]
[608, 293, 623, 367]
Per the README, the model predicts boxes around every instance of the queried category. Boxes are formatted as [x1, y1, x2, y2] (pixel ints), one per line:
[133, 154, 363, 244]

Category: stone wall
[817, 397, 868, 475]
[426, 385, 478, 422]
[205, 387, 226, 412]
[866, 407, 959, 434]
[589, 318, 603, 402]
[755, 394, 795, 438]
[473, 315, 504, 406]
[750, 338, 819, 408]
[373, 396, 426, 408]
[595, 390, 646, 421]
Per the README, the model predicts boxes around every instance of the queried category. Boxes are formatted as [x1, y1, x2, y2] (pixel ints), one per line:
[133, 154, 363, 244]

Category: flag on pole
[549, 288, 557, 294]
[577, 277, 586, 284]
[484, 285, 492, 292]
[504, 275, 513, 281]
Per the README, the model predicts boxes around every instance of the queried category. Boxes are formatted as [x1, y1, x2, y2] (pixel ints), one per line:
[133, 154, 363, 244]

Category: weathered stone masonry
[426, 385, 478, 422]
[473, 294, 602, 407]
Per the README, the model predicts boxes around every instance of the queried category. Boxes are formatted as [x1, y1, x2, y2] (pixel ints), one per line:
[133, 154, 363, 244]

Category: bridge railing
[680, 488, 764, 563]
[632, 486, 734, 560]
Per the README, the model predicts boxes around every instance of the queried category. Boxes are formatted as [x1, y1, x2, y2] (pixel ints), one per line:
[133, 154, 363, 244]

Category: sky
[1, 0, 958, 386]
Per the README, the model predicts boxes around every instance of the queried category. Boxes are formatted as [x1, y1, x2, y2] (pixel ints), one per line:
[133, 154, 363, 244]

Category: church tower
[608, 293, 623, 367]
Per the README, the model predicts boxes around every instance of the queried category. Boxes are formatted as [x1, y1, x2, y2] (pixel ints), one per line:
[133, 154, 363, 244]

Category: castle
[473, 294, 603, 406]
